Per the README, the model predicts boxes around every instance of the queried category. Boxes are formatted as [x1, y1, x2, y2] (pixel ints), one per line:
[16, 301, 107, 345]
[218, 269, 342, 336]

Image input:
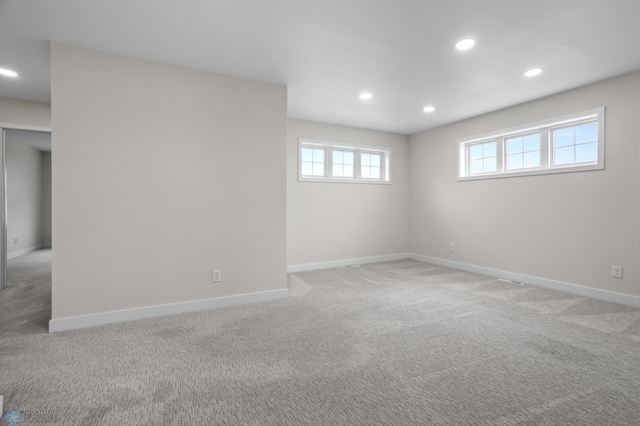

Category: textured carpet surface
[1, 253, 640, 425]
[2, 249, 51, 337]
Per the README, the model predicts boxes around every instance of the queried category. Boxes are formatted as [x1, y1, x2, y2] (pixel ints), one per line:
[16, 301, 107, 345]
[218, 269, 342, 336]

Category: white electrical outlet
[449, 243, 454, 252]
[212, 270, 222, 282]
[612, 265, 623, 279]
[13, 238, 18, 245]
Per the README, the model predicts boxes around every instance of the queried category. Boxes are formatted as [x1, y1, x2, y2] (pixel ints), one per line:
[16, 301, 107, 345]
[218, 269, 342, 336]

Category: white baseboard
[287, 253, 411, 273]
[7, 245, 46, 260]
[49, 288, 289, 333]
[410, 253, 640, 309]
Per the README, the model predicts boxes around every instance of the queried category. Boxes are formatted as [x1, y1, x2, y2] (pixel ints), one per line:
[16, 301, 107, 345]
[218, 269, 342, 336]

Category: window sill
[457, 162, 604, 182]
[299, 177, 391, 185]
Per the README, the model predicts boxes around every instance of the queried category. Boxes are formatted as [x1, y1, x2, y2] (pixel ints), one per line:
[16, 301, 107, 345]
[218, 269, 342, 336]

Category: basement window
[299, 139, 391, 184]
[458, 107, 605, 181]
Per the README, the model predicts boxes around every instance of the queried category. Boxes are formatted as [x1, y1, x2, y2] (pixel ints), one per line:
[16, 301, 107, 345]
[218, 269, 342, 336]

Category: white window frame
[457, 107, 605, 181]
[298, 138, 391, 184]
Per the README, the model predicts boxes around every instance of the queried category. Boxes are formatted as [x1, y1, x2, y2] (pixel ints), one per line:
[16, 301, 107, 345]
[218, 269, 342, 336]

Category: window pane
[484, 142, 496, 157]
[331, 150, 356, 178]
[523, 151, 540, 168]
[369, 154, 381, 166]
[523, 134, 540, 152]
[332, 163, 354, 178]
[554, 146, 574, 165]
[470, 144, 483, 160]
[312, 163, 324, 176]
[506, 133, 542, 170]
[470, 159, 483, 174]
[576, 142, 597, 163]
[554, 128, 575, 148]
[508, 154, 523, 170]
[301, 148, 313, 162]
[361, 167, 371, 178]
[507, 137, 523, 154]
[343, 151, 354, 164]
[301, 163, 313, 176]
[369, 166, 381, 179]
[484, 157, 497, 172]
[361, 153, 371, 166]
[301, 147, 326, 176]
[576, 122, 597, 144]
[470, 141, 497, 174]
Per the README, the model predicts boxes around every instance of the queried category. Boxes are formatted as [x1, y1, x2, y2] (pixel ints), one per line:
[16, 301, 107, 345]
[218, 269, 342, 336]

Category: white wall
[0, 97, 51, 128]
[50, 43, 287, 321]
[287, 119, 409, 268]
[5, 137, 47, 254]
[41, 151, 52, 247]
[410, 71, 640, 298]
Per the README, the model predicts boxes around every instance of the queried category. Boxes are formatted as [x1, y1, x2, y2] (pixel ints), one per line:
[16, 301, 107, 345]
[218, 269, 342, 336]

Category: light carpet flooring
[1, 251, 640, 425]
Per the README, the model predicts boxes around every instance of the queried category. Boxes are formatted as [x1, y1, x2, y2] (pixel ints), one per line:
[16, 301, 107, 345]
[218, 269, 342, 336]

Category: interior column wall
[50, 43, 287, 321]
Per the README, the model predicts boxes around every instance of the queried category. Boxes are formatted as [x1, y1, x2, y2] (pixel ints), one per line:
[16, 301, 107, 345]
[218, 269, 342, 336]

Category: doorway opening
[0, 126, 51, 309]
[0, 126, 52, 334]
[5, 128, 51, 262]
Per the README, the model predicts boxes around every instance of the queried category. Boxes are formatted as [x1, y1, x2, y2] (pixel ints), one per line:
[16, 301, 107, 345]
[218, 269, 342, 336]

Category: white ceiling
[0, 0, 639, 135]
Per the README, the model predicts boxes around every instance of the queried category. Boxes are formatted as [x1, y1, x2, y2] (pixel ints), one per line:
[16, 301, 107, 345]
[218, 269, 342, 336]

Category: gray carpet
[1, 253, 640, 425]
[2, 249, 51, 337]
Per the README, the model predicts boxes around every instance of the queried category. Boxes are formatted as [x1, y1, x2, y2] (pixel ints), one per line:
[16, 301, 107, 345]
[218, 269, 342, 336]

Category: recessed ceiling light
[0, 68, 18, 77]
[423, 106, 436, 113]
[524, 68, 543, 77]
[455, 39, 475, 51]
[359, 93, 373, 100]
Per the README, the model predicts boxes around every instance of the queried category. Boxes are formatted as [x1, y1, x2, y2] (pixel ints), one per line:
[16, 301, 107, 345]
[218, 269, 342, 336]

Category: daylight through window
[299, 139, 391, 184]
[301, 147, 326, 177]
[458, 107, 605, 181]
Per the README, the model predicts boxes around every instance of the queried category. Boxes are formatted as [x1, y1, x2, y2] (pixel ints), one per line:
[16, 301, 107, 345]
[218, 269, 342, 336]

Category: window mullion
[498, 137, 505, 173]
[540, 130, 550, 169]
